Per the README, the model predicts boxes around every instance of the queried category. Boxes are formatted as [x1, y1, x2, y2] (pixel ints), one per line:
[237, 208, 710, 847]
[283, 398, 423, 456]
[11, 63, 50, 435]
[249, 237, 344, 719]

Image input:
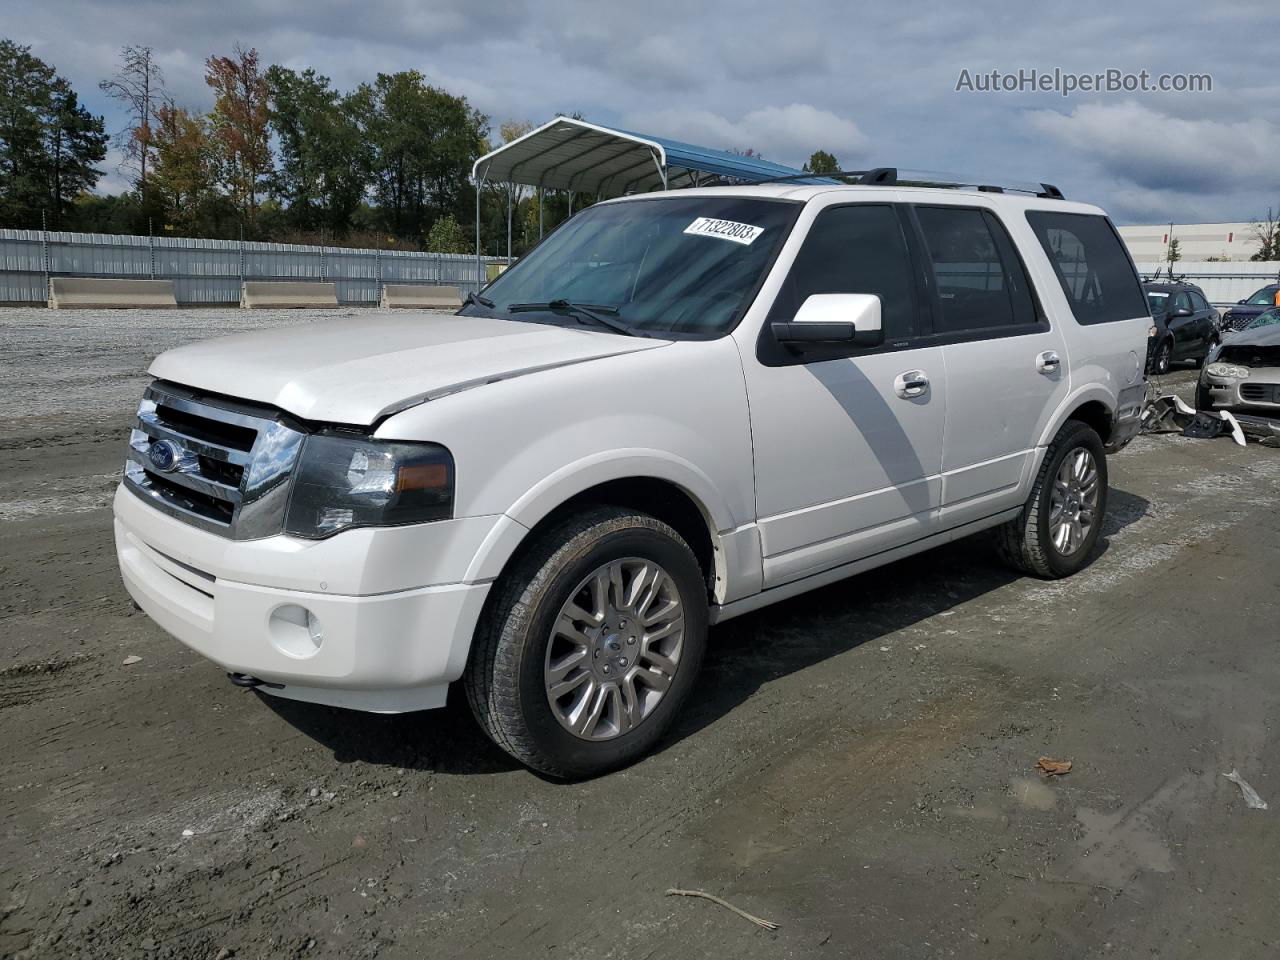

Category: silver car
[1198, 322, 1280, 415]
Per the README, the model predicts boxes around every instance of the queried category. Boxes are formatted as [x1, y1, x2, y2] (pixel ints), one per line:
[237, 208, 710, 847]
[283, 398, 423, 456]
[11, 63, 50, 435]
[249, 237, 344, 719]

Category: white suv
[114, 179, 1148, 777]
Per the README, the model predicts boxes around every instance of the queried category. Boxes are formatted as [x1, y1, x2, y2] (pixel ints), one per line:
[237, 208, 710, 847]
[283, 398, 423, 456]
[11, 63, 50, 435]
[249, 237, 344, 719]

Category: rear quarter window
[1025, 211, 1147, 325]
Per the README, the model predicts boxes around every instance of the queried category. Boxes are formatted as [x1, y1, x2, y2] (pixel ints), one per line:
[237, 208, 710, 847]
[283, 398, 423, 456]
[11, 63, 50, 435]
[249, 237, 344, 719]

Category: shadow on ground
[264, 488, 1151, 775]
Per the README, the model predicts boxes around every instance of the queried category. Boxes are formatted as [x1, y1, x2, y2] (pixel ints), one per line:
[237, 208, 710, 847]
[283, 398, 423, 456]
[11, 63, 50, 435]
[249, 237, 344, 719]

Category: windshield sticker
[683, 217, 764, 245]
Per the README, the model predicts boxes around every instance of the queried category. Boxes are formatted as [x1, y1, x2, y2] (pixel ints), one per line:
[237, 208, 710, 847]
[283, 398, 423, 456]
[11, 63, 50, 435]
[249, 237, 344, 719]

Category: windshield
[1246, 286, 1280, 305]
[467, 196, 800, 337]
[1247, 308, 1280, 329]
[1145, 290, 1170, 314]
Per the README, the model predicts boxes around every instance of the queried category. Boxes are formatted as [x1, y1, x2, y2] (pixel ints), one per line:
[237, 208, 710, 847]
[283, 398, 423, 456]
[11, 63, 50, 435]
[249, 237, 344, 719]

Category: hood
[1219, 323, 1280, 348]
[149, 313, 669, 425]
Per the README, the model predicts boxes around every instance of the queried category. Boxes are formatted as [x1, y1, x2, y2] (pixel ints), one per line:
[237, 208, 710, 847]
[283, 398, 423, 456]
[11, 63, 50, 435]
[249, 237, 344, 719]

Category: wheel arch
[464, 454, 738, 605]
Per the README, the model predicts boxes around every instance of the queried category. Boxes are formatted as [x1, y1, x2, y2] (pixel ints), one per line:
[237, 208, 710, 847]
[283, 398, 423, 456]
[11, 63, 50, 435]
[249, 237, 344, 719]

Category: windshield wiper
[463, 291, 495, 308]
[508, 299, 648, 338]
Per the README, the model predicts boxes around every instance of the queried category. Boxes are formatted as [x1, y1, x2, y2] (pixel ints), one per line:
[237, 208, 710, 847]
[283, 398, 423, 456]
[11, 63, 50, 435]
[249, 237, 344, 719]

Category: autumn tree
[98, 45, 166, 191]
[150, 103, 224, 233]
[803, 149, 839, 174]
[206, 45, 270, 227]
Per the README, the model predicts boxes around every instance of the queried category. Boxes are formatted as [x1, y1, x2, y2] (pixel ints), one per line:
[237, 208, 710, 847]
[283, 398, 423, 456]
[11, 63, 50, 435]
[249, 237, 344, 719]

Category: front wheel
[1194, 337, 1219, 367]
[996, 420, 1108, 579]
[464, 507, 708, 779]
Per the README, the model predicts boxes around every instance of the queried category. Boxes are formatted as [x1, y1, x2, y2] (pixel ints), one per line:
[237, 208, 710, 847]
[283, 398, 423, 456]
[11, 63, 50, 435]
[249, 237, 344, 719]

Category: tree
[265, 65, 368, 236]
[1250, 208, 1279, 262]
[150, 104, 221, 233]
[99, 45, 166, 191]
[426, 213, 468, 253]
[1166, 235, 1181, 272]
[803, 150, 839, 174]
[206, 45, 270, 227]
[0, 40, 105, 228]
[45, 85, 107, 227]
[362, 70, 487, 241]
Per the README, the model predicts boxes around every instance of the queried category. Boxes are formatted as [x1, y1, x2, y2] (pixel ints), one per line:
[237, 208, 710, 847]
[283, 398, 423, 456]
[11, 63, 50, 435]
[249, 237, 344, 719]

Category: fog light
[268, 604, 323, 659]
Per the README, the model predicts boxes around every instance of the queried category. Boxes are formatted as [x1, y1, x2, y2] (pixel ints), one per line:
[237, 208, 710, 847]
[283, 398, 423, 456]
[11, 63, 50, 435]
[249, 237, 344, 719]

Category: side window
[1191, 290, 1211, 311]
[769, 204, 918, 341]
[914, 206, 1039, 334]
[1025, 211, 1147, 324]
[1172, 292, 1192, 313]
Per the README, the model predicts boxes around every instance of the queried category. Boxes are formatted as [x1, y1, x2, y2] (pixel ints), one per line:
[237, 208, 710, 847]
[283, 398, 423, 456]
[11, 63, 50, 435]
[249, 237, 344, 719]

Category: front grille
[123, 381, 306, 539]
[1240, 383, 1280, 403]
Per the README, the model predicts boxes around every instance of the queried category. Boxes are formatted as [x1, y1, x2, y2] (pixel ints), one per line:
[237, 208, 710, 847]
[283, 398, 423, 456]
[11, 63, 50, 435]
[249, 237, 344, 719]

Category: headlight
[284, 434, 454, 538]
[1204, 362, 1251, 380]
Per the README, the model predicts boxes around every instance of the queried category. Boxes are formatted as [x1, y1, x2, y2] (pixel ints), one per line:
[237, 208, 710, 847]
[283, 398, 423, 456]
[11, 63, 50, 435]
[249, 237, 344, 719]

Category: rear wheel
[1152, 338, 1173, 375]
[464, 507, 707, 779]
[997, 420, 1107, 579]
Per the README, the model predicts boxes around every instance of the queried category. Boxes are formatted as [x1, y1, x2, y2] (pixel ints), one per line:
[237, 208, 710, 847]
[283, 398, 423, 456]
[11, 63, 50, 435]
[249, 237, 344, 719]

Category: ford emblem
[148, 439, 181, 473]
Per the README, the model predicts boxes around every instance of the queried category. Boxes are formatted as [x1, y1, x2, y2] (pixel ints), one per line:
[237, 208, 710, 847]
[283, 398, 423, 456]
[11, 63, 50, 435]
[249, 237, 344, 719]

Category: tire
[1151, 338, 1173, 375]
[1194, 337, 1218, 368]
[463, 506, 708, 779]
[996, 420, 1108, 579]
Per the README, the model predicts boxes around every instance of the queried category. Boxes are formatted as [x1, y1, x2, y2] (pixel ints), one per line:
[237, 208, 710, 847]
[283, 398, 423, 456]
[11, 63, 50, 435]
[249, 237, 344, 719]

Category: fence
[0, 228, 503, 305]
[1133, 260, 1280, 306]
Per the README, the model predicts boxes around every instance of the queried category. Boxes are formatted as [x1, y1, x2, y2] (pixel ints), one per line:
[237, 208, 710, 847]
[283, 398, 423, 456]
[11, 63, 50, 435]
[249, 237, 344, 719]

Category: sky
[11, 0, 1280, 225]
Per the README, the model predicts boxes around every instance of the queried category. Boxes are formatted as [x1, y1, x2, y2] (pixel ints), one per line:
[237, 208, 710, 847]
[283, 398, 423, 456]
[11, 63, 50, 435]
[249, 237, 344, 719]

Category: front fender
[461, 449, 738, 585]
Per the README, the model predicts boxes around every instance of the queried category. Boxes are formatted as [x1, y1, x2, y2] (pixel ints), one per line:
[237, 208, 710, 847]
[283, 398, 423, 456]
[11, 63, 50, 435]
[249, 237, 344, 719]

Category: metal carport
[470, 116, 808, 283]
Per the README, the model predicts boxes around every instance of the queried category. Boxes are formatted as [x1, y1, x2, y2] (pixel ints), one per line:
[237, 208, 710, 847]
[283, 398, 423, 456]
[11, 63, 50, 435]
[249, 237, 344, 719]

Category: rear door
[907, 203, 1070, 527]
[739, 199, 946, 588]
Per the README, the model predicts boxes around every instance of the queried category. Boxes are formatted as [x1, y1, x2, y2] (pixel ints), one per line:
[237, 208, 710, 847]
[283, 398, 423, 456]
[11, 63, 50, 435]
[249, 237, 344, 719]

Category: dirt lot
[2, 307, 1278, 960]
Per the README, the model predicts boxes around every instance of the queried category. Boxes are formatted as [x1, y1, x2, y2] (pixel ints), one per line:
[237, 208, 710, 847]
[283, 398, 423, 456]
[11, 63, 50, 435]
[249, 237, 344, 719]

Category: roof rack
[752, 167, 1066, 200]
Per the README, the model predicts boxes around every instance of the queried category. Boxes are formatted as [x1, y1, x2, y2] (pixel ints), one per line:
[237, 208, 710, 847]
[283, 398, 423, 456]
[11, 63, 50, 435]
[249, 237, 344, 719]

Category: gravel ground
[2, 307, 1279, 960]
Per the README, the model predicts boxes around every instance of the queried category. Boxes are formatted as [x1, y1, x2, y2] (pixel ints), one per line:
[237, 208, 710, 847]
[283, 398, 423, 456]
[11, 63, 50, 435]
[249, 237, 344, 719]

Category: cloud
[622, 104, 870, 168]
[1027, 101, 1280, 192]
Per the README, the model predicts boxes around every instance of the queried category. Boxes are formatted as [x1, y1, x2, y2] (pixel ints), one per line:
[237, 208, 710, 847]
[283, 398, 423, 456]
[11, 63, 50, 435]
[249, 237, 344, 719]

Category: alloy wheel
[1049, 448, 1100, 556]
[543, 558, 685, 740]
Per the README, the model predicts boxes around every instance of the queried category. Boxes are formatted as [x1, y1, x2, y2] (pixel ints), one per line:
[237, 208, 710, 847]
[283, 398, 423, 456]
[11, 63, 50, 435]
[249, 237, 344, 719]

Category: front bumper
[113, 484, 496, 712]
[1199, 372, 1280, 415]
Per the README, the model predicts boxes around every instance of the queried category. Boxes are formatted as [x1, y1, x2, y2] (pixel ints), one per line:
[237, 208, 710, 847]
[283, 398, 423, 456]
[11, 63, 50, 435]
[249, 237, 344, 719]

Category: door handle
[894, 370, 929, 398]
[1036, 350, 1061, 374]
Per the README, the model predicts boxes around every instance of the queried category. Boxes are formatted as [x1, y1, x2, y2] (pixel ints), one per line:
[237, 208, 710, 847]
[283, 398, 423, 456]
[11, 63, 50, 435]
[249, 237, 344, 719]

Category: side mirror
[1238, 299, 1246, 304]
[1172, 306, 1193, 317]
[771, 293, 884, 347]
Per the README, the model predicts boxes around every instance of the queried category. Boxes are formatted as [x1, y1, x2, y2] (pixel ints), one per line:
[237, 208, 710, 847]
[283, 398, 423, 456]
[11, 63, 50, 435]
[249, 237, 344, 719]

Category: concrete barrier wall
[241, 281, 339, 309]
[48, 277, 177, 309]
[380, 284, 462, 309]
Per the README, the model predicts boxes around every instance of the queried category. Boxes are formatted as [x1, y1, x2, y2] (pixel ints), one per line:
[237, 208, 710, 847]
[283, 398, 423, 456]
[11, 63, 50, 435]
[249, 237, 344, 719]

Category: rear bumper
[114, 484, 493, 712]
[1106, 382, 1147, 453]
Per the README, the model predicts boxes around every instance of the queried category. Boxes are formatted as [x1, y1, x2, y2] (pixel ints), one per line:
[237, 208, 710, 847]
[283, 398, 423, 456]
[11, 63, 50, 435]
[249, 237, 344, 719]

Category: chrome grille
[123, 381, 305, 539]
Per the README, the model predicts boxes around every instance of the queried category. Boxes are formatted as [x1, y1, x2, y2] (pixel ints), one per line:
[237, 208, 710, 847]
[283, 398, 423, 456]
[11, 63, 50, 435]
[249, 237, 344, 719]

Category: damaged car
[1197, 323, 1280, 417]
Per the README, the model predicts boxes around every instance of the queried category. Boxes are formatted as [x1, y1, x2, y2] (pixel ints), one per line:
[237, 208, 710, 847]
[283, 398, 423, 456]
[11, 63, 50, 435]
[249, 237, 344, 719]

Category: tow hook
[227, 672, 285, 690]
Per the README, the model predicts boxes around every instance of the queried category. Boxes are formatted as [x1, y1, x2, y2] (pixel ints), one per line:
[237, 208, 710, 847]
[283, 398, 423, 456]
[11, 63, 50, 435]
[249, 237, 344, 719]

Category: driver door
[737, 200, 945, 589]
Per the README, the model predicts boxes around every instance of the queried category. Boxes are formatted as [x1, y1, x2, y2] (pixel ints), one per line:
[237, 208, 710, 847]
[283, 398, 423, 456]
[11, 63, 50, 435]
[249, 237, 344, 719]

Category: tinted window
[1246, 286, 1280, 306]
[769, 204, 918, 339]
[1025, 211, 1147, 324]
[914, 206, 1038, 334]
[1172, 292, 1192, 313]
[470, 196, 800, 336]
[1190, 290, 1211, 311]
[1146, 290, 1170, 314]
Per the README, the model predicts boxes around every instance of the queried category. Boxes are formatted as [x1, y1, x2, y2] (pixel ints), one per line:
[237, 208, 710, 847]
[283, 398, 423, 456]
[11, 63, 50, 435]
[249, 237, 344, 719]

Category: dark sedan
[1220, 284, 1280, 333]
[1144, 281, 1220, 374]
